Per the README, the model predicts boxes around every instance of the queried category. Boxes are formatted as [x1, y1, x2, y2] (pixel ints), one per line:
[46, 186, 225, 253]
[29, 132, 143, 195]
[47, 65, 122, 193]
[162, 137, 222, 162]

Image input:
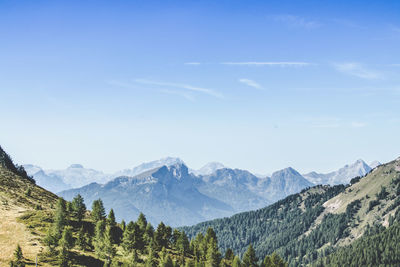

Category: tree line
[36, 194, 287, 266]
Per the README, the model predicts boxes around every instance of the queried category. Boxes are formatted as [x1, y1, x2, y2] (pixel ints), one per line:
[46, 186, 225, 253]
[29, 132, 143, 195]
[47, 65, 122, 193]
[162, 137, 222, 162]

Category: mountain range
[1, 144, 399, 266]
[28, 158, 380, 226]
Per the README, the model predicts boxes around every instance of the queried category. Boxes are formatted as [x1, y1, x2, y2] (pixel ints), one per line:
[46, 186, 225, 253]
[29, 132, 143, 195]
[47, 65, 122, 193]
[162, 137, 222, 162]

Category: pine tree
[172, 229, 181, 247]
[155, 222, 168, 249]
[95, 220, 106, 258]
[77, 226, 87, 250]
[224, 248, 234, 261]
[205, 237, 220, 267]
[242, 244, 258, 267]
[145, 241, 157, 267]
[59, 227, 74, 267]
[267, 253, 287, 267]
[107, 209, 116, 227]
[71, 194, 86, 222]
[160, 253, 174, 267]
[232, 256, 242, 267]
[137, 212, 148, 231]
[54, 198, 67, 238]
[121, 220, 126, 232]
[44, 227, 58, 253]
[92, 199, 106, 222]
[103, 225, 116, 266]
[144, 223, 155, 245]
[177, 231, 190, 257]
[10, 244, 24, 266]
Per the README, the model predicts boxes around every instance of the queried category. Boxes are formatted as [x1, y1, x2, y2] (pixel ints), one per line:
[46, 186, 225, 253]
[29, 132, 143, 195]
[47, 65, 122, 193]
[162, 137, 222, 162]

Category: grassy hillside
[0, 165, 58, 266]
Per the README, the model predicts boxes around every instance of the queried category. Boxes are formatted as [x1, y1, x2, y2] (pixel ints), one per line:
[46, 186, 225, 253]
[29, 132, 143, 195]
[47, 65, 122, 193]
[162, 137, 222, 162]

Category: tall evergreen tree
[92, 199, 106, 222]
[103, 225, 116, 266]
[77, 226, 87, 250]
[94, 220, 106, 258]
[59, 227, 74, 267]
[54, 198, 67, 238]
[160, 253, 174, 267]
[107, 209, 116, 227]
[224, 248, 234, 262]
[232, 256, 242, 267]
[137, 212, 148, 231]
[242, 244, 258, 267]
[205, 237, 220, 267]
[10, 244, 24, 266]
[71, 194, 86, 222]
[155, 222, 169, 249]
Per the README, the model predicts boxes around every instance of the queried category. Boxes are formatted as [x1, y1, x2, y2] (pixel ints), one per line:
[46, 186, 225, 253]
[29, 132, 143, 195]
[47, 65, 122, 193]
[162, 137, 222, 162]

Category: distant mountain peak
[272, 167, 301, 178]
[191, 162, 225, 176]
[68, 164, 84, 169]
[303, 159, 372, 185]
[369, 160, 381, 169]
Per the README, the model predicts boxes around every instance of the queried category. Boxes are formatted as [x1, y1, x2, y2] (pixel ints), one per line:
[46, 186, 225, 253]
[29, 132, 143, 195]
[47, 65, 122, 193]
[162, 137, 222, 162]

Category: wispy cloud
[239, 78, 262, 89]
[272, 15, 321, 29]
[133, 79, 223, 99]
[222, 62, 311, 67]
[333, 63, 383, 80]
[184, 62, 201, 65]
[159, 89, 195, 101]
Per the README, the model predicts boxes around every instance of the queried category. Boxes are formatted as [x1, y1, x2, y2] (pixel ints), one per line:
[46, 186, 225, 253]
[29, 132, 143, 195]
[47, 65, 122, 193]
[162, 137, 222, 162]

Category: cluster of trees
[182, 185, 345, 266]
[42, 194, 287, 266]
[0, 145, 35, 183]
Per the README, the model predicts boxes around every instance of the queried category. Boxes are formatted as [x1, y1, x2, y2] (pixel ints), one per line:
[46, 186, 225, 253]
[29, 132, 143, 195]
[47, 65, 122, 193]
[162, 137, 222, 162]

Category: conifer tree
[95, 220, 106, 258]
[107, 209, 116, 227]
[160, 253, 174, 267]
[122, 221, 145, 253]
[71, 194, 86, 222]
[205, 237, 220, 267]
[103, 225, 116, 266]
[54, 198, 67, 238]
[145, 240, 157, 267]
[137, 212, 148, 231]
[155, 222, 168, 249]
[10, 244, 24, 266]
[144, 223, 155, 245]
[172, 229, 181, 247]
[121, 220, 126, 232]
[77, 226, 87, 250]
[224, 248, 234, 262]
[176, 231, 190, 257]
[59, 226, 74, 267]
[92, 199, 106, 222]
[242, 244, 258, 267]
[232, 256, 242, 267]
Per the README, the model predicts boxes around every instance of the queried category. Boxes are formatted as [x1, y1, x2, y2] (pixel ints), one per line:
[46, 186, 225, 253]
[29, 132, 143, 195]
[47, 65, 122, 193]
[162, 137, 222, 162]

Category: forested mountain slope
[182, 157, 400, 266]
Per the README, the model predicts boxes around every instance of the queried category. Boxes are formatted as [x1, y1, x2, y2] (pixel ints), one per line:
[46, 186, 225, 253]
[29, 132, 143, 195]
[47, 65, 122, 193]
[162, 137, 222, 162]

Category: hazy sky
[1, 0, 400, 174]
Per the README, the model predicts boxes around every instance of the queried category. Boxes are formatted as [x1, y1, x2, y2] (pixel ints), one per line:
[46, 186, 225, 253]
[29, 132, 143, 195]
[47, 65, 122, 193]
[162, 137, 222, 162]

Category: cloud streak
[222, 61, 311, 67]
[133, 79, 223, 99]
[272, 15, 321, 29]
[239, 78, 262, 89]
[333, 63, 383, 80]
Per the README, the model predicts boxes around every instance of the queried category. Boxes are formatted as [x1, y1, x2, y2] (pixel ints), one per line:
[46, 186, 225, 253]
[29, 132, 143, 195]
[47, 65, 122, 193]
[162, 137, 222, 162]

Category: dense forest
[313, 208, 400, 266]
[182, 185, 346, 266]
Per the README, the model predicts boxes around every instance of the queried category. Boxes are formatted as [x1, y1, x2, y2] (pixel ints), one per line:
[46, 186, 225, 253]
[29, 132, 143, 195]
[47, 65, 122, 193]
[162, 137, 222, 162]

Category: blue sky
[1, 0, 400, 174]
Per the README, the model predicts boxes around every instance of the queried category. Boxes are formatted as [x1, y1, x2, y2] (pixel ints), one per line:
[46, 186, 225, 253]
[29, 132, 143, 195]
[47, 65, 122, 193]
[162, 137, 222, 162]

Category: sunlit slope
[0, 166, 58, 266]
